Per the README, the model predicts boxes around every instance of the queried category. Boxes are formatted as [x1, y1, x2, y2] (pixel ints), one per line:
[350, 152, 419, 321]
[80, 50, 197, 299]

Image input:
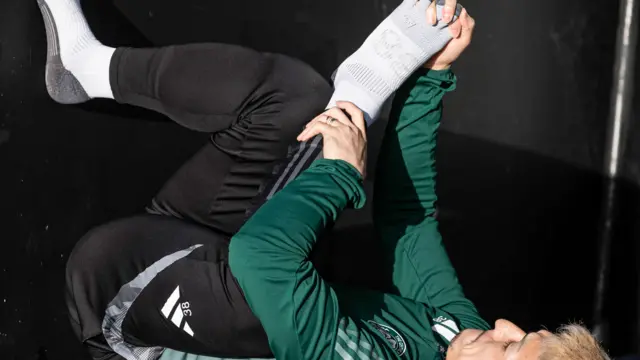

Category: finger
[459, 9, 473, 30]
[298, 115, 327, 140]
[459, 9, 475, 42]
[304, 113, 326, 128]
[298, 122, 335, 142]
[465, 12, 476, 31]
[336, 101, 366, 134]
[298, 121, 325, 142]
[297, 125, 313, 141]
[442, 0, 456, 23]
[427, 1, 436, 26]
[448, 17, 462, 38]
[323, 107, 355, 128]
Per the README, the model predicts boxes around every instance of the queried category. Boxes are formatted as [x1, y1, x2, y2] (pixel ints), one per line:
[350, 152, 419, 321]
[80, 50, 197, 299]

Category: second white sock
[38, 0, 115, 101]
[66, 45, 116, 99]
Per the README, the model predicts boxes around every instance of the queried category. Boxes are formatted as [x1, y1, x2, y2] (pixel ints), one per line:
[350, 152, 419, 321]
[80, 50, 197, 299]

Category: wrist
[311, 159, 366, 209]
[424, 62, 451, 71]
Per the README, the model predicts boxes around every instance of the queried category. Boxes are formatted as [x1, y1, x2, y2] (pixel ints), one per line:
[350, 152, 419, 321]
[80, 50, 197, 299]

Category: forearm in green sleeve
[373, 68, 455, 226]
[230, 158, 365, 266]
[373, 69, 487, 330]
[228, 158, 366, 359]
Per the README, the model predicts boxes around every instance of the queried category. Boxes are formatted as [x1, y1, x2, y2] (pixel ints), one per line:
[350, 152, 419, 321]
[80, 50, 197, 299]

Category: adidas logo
[432, 316, 460, 342]
[161, 286, 195, 337]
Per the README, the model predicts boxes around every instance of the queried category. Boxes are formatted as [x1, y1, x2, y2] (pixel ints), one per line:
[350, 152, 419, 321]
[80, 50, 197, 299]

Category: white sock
[66, 45, 115, 99]
[327, 0, 460, 124]
[37, 0, 115, 102]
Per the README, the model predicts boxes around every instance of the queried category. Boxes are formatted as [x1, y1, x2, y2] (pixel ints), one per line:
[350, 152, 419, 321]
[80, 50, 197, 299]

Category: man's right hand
[297, 101, 368, 179]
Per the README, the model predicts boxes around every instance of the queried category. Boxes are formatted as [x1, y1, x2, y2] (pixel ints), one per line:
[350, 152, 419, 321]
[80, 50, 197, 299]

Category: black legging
[65, 43, 331, 360]
[111, 44, 331, 235]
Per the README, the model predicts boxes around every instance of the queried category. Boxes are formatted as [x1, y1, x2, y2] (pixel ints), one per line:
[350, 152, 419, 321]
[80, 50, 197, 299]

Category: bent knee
[66, 222, 119, 280]
[271, 54, 332, 108]
[65, 222, 119, 342]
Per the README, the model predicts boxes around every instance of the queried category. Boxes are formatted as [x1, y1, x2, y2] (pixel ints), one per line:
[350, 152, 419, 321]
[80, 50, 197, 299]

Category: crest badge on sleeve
[368, 320, 407, 356]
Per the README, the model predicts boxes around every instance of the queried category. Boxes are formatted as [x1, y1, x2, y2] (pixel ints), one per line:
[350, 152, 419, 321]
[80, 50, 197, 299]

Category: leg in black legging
[38, 0, 330, 356]
[109, 44, 331, 234]
[66, 215, 272, 359]
[66, 43, 331, 360]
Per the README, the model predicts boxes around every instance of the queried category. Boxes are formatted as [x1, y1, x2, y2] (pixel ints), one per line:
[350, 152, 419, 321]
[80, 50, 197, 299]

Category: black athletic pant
[65, 43, 331, 360]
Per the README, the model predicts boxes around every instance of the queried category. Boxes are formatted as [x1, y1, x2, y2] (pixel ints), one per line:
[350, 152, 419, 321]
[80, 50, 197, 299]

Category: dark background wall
[1, 0, 637, 359]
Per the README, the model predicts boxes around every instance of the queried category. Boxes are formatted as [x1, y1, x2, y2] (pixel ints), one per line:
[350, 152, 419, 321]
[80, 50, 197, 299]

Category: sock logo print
[374, 29, 421, 80]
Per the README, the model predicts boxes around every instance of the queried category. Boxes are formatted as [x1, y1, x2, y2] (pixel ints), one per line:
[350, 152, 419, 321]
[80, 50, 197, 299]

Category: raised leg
[111, 45, 332, 234]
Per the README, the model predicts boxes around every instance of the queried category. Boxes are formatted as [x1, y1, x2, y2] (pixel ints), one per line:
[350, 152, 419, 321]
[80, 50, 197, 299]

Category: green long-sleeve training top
[227, 68, 490, 360]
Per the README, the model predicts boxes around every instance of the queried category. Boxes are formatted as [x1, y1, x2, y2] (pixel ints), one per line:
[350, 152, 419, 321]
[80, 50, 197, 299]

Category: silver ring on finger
[326, 116, 337, 125]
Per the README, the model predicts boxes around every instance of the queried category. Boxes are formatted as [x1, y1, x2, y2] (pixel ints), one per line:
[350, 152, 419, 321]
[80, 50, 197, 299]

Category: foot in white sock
[328, 0, 462, 124]
[36, 0, 115, 103]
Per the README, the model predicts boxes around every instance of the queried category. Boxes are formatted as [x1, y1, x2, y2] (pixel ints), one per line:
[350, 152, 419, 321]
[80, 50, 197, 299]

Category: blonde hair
[539, 324, 611, 360]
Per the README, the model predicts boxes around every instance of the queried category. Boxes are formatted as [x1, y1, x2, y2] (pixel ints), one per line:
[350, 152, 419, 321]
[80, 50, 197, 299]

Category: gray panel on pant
[102, 244, 204, 360]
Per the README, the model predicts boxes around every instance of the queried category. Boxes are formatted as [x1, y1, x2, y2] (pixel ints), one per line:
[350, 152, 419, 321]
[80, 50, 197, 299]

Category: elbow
[228, 224, 309, 283]
[228, 235, 252, 279]
[228, 233, 296, 278]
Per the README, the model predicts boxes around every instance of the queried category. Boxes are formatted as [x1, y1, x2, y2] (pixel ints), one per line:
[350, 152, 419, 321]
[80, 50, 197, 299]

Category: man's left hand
[428, 0, 461, 37]
[425, 8, 476, 70]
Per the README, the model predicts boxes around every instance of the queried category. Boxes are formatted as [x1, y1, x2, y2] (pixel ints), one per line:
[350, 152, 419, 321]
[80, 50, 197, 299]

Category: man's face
[446, 319, 552, 360]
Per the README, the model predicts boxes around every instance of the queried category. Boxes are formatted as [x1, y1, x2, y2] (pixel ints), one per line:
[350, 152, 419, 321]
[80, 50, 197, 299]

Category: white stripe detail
[338, 329, 371, 360]
[161, 286, 180, 318]
[335, 342, 355, 360]
[345, 329, 372, 350]
[433, 324, 456, 341]
[170, 305, 184, 327]
[442, 320, 460, 333]
[267, 136, 322, 199]
[283, 136, 322, 188]
[267, 142, 307, 199]
[359, 341, 372, 351]
[337, 329, 356, 348]
[183, 323, 194, 337]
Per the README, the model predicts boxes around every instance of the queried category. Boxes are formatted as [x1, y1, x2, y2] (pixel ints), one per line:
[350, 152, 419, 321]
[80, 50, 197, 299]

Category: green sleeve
[228, 159, 366, 360]
[373, 69, 489, 331]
